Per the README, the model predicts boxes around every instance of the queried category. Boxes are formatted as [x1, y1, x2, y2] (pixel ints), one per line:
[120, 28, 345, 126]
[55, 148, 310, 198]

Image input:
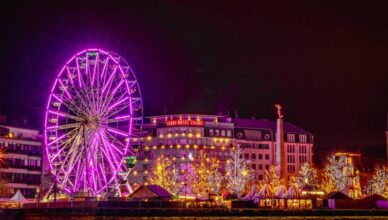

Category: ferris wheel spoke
[75, 57, 84, 88]
[46, 123, 80, 130]
[58, 79, 72, 99]
[101, 133, 123, 171]
[66, 66, 75, 86]
[91, 52, 99, 86]
[106, 127, 129, 137]
[100, 57, 110, 82]
[102, 65, 118, 94]
[104, 130, 127, 151]
[48, 110, 81, 121]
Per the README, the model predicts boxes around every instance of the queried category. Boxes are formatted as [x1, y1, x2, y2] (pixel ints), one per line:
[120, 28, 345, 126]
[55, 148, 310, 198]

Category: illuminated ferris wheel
[44, 49, 143, 197]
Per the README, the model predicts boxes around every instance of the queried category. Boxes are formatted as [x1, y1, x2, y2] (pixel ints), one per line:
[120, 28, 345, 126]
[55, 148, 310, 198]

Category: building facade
[131, 114, 235, 185]
[130, 114, 313, 186]
[0, 125, 42, 198]
[234, 118, 314, 181]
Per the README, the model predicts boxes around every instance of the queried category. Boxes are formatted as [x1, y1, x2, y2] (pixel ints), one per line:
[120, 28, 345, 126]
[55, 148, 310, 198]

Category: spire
[275, 104, 286, 183]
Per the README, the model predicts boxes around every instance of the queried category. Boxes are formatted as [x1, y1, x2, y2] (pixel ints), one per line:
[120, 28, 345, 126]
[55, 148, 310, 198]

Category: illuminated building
[131, 113, 313, 185]
[0, 124, 42, 198]
[131, 114, 234, 184]
[234, 117, 314, 182]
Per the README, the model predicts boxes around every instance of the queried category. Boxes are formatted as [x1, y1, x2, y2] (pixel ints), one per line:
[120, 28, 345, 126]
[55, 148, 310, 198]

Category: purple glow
[44, 49, 143, 197]
[107, 127, 129, 137]
[108, 96, 129, 110]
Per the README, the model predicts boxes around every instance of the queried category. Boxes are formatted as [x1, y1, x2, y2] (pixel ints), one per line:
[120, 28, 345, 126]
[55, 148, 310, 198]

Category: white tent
[10, 190, 29, 203]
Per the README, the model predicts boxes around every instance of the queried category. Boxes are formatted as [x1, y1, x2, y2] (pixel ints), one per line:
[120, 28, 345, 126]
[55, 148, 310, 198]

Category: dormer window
[287, 134, 295, 142]
[299, 135, 307, 143]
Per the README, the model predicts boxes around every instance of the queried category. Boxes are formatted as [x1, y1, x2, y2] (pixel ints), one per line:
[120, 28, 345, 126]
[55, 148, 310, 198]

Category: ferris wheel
[44, 49, 143, 197]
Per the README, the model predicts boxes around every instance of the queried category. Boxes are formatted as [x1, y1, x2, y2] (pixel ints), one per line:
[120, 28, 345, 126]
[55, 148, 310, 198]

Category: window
[258, 154, 263, 160]
[259, 164, 263, 170]
[287, 134, 295, 142]
[251, 154, 256, 160]
[299, 145, 307, 154]
[215, 129, 220, 136]
[244, 153, 249, 159]
[287, 145, 295, 153]
[265, 165, 270, 170]
[227, 130, 232, 137]
[287, 155, 295, 163]
[258, 175, 263, 180]
[287, 165, 296, 173]
[209, 129, 214, 136]
[221, 130, 226, 137]
[252, 164, 256, 170]
[265, 154, 269, 160]
[299, 135, 307, 143]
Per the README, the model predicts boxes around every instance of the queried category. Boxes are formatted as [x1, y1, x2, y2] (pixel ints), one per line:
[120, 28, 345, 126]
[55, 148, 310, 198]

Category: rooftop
[233, 118, 311, 134]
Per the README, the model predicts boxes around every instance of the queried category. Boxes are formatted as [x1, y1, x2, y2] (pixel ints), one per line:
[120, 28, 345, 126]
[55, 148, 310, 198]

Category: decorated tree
[364, 166, 388, 197]
[225, 145, 254, 198]
[150, 155, 180, 195]
[265, 165, 281, 192]
[297, 163, 318, 188]
[184, 151, 223, 198]
[320, 154, 360, 197]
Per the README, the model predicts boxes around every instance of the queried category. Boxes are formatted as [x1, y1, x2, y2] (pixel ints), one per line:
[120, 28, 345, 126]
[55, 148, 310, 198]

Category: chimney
[275, 104, 286, 182]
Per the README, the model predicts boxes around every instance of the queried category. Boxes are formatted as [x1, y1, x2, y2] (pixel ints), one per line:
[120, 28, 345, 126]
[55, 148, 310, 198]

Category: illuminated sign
[166, 120, 204, 126]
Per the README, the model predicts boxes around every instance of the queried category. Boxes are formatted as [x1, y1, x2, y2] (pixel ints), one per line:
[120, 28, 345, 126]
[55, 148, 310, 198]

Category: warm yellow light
[188, 133, 193, 138]
[182, 133, 186, 137]
[203, 146, 207, 149]
[225, 138, 229, 143]
[167, 133, 172, 138]
[153, 117, 157, 124]
[133, 171, 138, 176]
[185, 144, 190, 149]
[157, 165, 162, 171]
[193, 145, 198, 149]
[175, 133, 179, 137]
[170, 145, 173, 149]
[145, 146, 150, 150]
[242, 170, 248, 177]
[226, 172, 230, 176]
[213, 138, 217, 142]
[173, 157, 176, 161]
[181, 156, 185, 161]
[161, 145, 165, 149]
[226, 160, 230, 164]
[196, 133, 201, 138]
[177, 144, 181, 149]
[144, 182, 148, 186]
[220, 138, 224, 142]
[159, 134, 164, 138]
[221, 146, 226, 150]
[211, 146, 215, 150]
[144, 170, 148, 174]
[147, 136, 152, 141]
[145, 158, 149, 162]
[153, 146, 157, 150]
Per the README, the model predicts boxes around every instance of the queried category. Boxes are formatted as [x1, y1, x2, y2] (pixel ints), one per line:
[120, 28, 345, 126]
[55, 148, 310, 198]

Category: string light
[185, 144, 190, 149]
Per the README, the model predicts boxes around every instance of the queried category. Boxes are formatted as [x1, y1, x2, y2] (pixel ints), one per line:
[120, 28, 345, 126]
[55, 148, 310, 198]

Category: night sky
[0, 1, 387, 148]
